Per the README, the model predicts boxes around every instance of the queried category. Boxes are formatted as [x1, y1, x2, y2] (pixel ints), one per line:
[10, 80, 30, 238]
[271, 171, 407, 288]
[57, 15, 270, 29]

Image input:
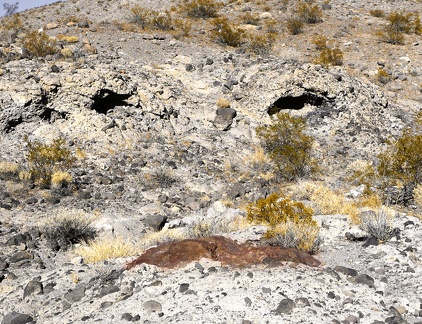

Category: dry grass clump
[216, 97, 231, 108]
[74, 237, 138, 263]
[359, 208, 397, 243]
[239, 12, 260, 25]
[188, 214, 250, 238]
[130, 6, 174, 31]
[0, 161, 20, 181]
[139, 228, 187, 251]
[293, 182, 359, 222]
[22, 31, 57, 57]
[266, 220, 321, 254]
[51, 171, 73, 196]
[40, 209, 98, 251]
[312, 35, 343, 68]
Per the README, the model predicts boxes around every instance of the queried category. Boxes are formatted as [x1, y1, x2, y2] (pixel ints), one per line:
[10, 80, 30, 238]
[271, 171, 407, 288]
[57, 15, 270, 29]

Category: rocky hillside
[0, 0, 422, 323]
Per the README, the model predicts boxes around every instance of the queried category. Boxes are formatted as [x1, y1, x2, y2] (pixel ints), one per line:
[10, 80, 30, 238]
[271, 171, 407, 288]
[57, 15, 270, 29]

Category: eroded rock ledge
[125, 235, 321, 270]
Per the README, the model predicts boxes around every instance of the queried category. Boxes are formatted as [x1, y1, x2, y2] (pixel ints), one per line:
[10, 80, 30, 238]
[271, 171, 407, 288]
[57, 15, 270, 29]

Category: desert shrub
[173, 18, 192, 37]
[140, 228, 187, 251]
[369, 9, 385, 18]
[0, 161, 20, 181]
[239, 12, 260, 25]
[24, 136, 75, 188]
[246, 32, 276, 56]
[51, 171, 73, 196]
[311, 35, 343, 67]
[74, 237, 138, 263]
[22, 30, 57, 57]
[130, 5, 152, 28]
[377, 11, 420, 45]
[178, 0, 222, 19]
[0, 12, 23, 32]
[286, 17, 304, 35]
[188, 213, 249, 238]
[359, 208, 397, 242]
[377, 126, 422, 186]
[246, 192, 319, 248]
[375, 67, 391, 84]
[151, 11, 174, 30]
[256, 112, 316, 181]
[42, 209, 97, 251]
[246, 192, 315, 227]
[144, 168, 177, 189]
[294, 1, 323, 24]
[266, 220, 321, 253]
[211, 16, 245, 47]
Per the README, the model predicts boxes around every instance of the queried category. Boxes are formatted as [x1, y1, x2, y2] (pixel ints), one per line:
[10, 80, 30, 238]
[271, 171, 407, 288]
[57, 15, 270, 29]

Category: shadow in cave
[268, 93, 326, 115]
[91, 89, 132, 114]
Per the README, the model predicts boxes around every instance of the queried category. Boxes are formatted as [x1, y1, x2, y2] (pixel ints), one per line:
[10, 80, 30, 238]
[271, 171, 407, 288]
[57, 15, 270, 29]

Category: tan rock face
[125, 236, 320, 270]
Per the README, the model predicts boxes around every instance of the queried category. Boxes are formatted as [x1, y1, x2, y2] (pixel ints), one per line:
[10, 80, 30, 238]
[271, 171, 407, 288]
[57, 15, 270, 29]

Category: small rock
[179, 283, 190, 293]
[64, 285, 86, 303]
[23, 277, 43, 298]
[348, 274, 375, 288]
[51, 65, 60, 73]
[9, 251, 33, 263]
[1, 312, 33, 324]
[98, 285, 119, 298]
[143, 300, 162, 313]
[274, 298, 295, 315]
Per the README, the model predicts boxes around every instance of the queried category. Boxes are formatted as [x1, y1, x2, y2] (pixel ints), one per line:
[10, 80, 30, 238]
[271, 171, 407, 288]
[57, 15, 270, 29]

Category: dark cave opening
[91, 89, 132, 114]
[268, 93, 325, 115]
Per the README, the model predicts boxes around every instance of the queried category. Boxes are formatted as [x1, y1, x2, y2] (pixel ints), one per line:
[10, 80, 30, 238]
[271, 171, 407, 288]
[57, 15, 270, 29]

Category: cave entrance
[91, 89, 132, 114]
[268, 93, 325, 115]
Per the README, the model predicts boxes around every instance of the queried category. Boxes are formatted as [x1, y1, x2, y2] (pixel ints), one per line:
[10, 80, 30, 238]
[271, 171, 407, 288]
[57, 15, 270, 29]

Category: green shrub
[312, 35, 343, 67]
[256, 112, 316, 181]
[377, 124, 422, 186]
[178, 0, 222, 19]
[294, 1, 323, 24]
[286, 17, 304, 35]
[246, 192, 320, 252]
[211, 16, 245, 47]
[24, 136, 75, 188]
[22, 30, 57, 57]
[246, 192, 315, 227]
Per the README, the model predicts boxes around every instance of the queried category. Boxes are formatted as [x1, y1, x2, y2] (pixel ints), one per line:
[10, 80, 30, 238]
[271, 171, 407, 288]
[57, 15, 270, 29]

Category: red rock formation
[125, 235, 320, 270]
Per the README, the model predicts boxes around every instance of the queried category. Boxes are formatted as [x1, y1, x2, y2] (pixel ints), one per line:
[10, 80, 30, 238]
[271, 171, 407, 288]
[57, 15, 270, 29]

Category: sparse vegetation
[369, 9, 385, 18]
[246, 192, 320, 251]
[312, 35, 343, 67]
[22, 30, 57, 57]
[0, 161, 20, 181]
[256, 112, 316, 181]
[359, 208, 397, 242]
[246, 31, 276, 56]
[51, 171, 73, 196]
[294, 0, 323, 24]
[286, 17, 304, 35]
[24, 136, 75, 188]
[41, 209, 97, 251]
[375, 67, 392, 84]
[74, 237, 138, 263]
[178, 0, 222, 19]
[211, 16, 245, 47]
[377, 11, 421, 45]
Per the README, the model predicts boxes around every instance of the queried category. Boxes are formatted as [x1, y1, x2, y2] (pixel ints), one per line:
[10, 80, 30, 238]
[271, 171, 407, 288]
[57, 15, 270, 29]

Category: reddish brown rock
[125, 236, 320, 270]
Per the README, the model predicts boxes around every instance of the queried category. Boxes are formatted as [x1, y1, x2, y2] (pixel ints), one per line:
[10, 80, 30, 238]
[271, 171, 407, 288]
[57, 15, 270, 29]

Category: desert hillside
[0, 0, 422, 323]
